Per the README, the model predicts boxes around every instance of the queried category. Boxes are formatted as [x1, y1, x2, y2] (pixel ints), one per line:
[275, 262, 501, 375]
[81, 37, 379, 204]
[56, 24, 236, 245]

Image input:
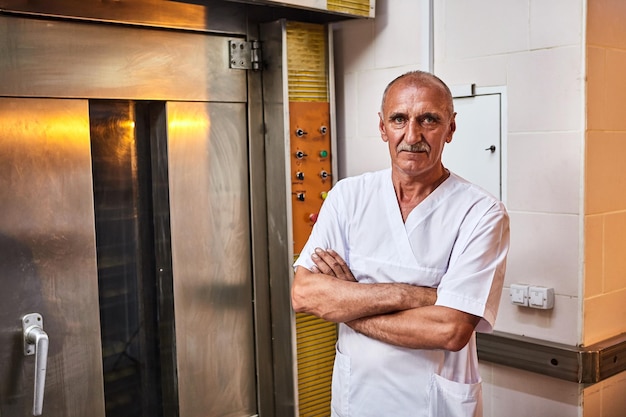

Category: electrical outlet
[510, 284, 529, 306]
[528, 286, 555, 310]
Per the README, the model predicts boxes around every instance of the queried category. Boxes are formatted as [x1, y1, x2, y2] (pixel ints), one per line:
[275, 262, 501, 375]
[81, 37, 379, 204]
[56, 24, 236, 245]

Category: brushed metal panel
[167, 101, 257, 417]
[0, 15, 246, 102]
[259, 20, 298, 417]
[0, 0, 248, 33]
[477, 331, 626, 384]
[0, 98, 105, 417]
[245, 21, 276, 417]
[145, 102, 182, 417]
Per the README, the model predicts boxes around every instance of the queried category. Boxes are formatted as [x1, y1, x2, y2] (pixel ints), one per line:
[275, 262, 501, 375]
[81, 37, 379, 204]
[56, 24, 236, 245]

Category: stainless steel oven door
[0, 97, 106, 417]
[0, 14, 262, 416]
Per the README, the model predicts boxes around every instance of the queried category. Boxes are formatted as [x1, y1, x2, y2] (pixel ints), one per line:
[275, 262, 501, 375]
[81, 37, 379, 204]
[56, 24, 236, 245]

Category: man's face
[379, 79, 456, 180]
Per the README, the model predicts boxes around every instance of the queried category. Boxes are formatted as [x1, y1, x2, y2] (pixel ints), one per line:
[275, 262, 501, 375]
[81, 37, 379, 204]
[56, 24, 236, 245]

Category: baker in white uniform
[292, 70, 510, 417]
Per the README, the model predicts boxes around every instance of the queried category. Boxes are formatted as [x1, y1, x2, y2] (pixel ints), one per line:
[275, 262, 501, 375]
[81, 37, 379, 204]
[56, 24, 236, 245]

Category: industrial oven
[0, 1, 374, 416]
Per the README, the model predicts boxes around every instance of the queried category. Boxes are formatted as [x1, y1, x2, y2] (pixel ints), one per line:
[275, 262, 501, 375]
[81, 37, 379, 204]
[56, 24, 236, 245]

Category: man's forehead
[389, 80, 445, 99]
[384, 93, 449, 113]
[383, 82, 451, 115]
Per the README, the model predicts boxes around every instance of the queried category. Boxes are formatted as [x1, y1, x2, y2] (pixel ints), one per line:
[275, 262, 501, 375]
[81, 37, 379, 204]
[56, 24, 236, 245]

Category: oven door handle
[23, 313, 49, 416]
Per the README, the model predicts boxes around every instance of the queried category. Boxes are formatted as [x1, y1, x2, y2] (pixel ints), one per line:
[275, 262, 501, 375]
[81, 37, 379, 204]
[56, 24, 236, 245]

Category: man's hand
[310, 248, 357, 282]
[292, 246, 438, 323]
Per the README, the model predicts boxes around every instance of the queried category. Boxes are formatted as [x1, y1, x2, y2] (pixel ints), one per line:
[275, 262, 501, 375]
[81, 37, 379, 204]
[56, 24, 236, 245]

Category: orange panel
[289, 101, 332, 256]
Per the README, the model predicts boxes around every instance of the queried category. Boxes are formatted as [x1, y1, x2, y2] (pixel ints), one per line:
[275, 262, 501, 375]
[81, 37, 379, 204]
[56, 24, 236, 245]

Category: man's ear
[378, 112, 388, 142]
[446, 112, 457, 143]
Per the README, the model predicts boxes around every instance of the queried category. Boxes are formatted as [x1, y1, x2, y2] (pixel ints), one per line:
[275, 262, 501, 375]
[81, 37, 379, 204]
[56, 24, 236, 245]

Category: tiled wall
[334, 0, 586, 345]
[333, 0, 430, 179]
[480, 362, 581, 417]
[584, 0, 626, 346]
[332, 1, 626, 416]
[583, 371, 626, 417]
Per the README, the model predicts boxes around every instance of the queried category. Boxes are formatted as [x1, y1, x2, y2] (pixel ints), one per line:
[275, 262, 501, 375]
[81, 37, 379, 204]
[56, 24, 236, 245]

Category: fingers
[317, 248, 347, 273]
[311, 251, 335, 276]
[311, 248, 357, 282]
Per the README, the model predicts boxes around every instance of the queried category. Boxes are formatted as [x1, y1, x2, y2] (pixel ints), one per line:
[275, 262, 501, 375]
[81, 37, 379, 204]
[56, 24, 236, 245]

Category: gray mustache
[397, 142, 430, 153]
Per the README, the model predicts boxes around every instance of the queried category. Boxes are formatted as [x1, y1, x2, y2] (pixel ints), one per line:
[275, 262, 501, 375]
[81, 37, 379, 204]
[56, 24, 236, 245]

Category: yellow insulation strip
[295, 312, 336, 416]
[328, 0, 372, 17]
[286, 22, 328, 102]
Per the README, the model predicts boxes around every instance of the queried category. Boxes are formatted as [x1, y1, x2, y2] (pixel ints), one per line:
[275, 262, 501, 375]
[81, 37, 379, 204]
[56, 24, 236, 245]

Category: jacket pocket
[428, 373, 483, 417]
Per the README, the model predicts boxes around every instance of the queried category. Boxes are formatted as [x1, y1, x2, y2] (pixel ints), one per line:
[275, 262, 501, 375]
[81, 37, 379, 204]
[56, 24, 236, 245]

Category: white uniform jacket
[293, 169, 510, 417]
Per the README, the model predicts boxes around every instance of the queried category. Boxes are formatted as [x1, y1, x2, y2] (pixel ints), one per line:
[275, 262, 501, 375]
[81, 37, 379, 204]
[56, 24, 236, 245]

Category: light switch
[528, 286, 554, 310]
[510, 284, 529, 306]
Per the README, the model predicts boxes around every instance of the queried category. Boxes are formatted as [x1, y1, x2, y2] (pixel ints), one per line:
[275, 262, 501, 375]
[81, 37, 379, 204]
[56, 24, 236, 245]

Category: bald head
[380, 71, 454, 117]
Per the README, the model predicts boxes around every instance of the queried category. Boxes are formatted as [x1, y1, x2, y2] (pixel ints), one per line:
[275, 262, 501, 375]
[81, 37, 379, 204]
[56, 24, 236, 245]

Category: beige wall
[584, 0, 626, 346]
[334, 0, 587, 346]
[583, 371, 626, 417]
[332, 0, 626, 415]
[335, 0, 626, 349]
[435, 0, 585, 346]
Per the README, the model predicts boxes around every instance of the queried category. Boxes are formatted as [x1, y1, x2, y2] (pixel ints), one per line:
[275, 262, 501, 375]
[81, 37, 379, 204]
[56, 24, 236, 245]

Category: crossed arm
[291, 248, 480, 352]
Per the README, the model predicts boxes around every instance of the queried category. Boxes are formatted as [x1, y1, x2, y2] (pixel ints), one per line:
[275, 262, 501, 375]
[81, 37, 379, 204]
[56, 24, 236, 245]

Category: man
[291, 70, 510, 417]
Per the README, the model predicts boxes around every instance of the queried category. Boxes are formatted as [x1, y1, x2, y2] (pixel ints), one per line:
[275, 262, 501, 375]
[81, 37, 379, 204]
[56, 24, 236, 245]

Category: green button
[319, 150, 328, 158]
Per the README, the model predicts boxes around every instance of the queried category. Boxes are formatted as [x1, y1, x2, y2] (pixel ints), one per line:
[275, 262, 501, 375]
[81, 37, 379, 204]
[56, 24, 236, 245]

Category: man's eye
[392, 116, 405, 124]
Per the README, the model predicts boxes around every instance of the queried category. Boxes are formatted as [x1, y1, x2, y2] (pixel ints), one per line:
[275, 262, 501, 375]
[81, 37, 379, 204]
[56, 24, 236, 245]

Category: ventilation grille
[286, 21, 328, 102]
[328, 0, 372, 17]
[295, 313, 337, 417]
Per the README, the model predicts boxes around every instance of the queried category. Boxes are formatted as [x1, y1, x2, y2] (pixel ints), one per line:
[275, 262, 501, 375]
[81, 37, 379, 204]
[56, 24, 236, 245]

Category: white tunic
[293, 169, 510, 417]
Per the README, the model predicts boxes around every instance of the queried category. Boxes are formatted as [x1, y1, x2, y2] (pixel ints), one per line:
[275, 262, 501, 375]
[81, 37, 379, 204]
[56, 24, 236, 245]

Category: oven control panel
[289, 101, 332, 254]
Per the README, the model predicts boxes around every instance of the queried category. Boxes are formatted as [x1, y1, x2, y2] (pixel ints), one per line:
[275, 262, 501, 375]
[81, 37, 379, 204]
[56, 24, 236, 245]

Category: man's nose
[405, 118, 423, 144]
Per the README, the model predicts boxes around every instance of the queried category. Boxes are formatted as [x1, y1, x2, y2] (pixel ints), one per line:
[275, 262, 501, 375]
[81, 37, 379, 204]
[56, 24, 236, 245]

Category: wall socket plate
[528, 286, 555, 309]
[510, 284, 529, 306]
[510, 284, 554, 309]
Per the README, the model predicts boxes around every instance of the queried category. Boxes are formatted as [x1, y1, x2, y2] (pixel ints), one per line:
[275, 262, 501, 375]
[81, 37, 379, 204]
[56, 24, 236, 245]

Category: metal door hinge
[229, 40, 261, 71]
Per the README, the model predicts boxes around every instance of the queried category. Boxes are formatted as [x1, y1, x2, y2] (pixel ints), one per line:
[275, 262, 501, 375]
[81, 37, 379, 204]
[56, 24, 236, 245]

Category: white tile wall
[330, 1, 626, 416]
[332, 0, 429, 178]
[505, 212, 580, 297]
[354, 69, 397, 139]
[335, 71, 356, 146]
[443, 1, 529, 59]
[506, 47, 584, 133]
[529, 0, 584, 49]
[507, 131, 582, 214]
[495, 290, 580, 345]
[481, 363, 581, 417]
[332, 18, 376, 73]
[372, 0, 429, 68]
[334, 0, 586, 344]
[339, 135, 389, 178]
[436, 54, 509, 89]
[434, 3, 586, 343]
